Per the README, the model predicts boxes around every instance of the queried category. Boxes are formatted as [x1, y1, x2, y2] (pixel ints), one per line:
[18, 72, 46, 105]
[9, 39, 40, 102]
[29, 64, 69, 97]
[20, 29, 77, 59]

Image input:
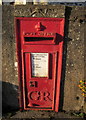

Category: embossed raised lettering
[29, 91, 52, 101]
[29, 91, 40, 100]
[43, 92, 52, 101]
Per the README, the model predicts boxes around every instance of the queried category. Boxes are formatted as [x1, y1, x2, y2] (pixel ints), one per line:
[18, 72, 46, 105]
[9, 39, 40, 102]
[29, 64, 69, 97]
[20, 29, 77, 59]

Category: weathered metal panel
[15, 17, 64, 112]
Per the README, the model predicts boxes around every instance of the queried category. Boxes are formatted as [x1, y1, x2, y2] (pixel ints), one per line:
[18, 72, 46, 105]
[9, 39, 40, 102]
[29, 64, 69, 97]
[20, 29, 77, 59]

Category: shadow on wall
[59, 6, 72, 111]
[2, 81, 19, 113]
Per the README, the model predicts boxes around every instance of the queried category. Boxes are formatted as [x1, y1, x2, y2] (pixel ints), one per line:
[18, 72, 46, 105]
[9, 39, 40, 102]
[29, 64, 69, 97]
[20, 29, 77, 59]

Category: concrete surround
[2, 4, 86, 112]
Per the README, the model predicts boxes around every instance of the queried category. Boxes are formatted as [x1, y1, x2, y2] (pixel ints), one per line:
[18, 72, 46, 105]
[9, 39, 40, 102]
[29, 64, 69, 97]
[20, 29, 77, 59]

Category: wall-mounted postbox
[15, 17, 64, 112]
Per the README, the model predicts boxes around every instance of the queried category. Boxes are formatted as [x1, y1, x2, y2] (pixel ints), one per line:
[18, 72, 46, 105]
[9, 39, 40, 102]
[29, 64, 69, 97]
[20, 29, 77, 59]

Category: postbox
[15, 17, 64, 112]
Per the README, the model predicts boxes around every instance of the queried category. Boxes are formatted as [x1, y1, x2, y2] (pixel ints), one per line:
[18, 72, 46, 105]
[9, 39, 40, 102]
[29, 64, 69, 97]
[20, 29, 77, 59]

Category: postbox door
[24, 51, 58, 110]
[15, 17, 64, 111]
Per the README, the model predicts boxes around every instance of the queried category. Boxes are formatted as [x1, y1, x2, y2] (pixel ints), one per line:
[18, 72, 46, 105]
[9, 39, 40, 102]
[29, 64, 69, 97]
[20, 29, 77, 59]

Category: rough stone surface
[8, 111, 83, 119]
[63, 6, 85, 112]
[2, 5, 19, 111]
[14, 5, 65, 17]
[2, 4, 86, 114]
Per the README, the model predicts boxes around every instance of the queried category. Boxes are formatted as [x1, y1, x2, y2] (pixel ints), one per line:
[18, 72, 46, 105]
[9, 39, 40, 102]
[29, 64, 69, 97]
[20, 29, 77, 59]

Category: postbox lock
[35, 22, 46, 31]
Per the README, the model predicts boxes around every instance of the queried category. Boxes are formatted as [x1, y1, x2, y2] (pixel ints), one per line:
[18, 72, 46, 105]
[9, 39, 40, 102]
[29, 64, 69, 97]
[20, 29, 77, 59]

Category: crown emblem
[35, 22, 46, 31]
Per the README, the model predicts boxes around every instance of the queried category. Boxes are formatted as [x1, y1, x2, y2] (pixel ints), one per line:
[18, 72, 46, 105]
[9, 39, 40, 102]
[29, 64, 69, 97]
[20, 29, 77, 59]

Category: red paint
[15, 17, 65, 112]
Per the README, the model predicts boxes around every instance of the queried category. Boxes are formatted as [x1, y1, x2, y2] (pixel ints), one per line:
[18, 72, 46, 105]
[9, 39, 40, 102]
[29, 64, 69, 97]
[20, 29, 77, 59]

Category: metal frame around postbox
[15, 17, 65, 112]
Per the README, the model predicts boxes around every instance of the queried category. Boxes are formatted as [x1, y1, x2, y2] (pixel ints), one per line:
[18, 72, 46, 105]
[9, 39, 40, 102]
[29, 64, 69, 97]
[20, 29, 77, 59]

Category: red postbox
[15, 17, 65, 112]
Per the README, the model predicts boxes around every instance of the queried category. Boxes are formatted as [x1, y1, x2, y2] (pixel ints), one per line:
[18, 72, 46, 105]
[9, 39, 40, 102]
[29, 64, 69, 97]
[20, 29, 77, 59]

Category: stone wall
[63, 6, 85, 112]
[2, 5, 19, 112]
[2, 4, 86, 112]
